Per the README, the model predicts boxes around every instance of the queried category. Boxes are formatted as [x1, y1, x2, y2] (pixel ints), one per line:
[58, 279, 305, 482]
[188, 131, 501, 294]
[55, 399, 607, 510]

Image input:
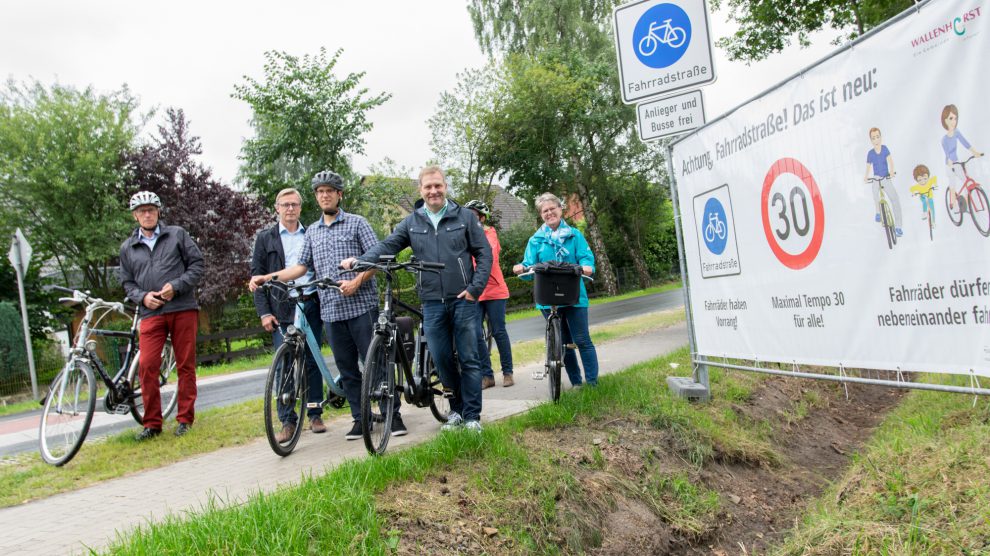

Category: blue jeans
[541, 306, 599, 386]
[475, 298, 513, 378]
[423, 298, 483, 421]
[273, 298, 323, 426]
[326, 308, 384, 422]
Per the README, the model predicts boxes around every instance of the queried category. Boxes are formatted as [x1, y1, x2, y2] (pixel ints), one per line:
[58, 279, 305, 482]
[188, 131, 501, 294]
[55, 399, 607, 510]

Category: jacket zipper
[457, 258, 468, 288]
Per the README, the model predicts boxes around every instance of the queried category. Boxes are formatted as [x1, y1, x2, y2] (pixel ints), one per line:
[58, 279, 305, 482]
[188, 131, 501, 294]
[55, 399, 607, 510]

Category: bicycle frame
[953, 158, 987, 210]
[277, 289, 346, 400]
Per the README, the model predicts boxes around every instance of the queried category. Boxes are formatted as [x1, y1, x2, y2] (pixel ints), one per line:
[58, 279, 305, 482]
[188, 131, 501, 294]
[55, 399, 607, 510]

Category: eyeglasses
[315, 189, 338, 197]
[277, 202, 301, 209]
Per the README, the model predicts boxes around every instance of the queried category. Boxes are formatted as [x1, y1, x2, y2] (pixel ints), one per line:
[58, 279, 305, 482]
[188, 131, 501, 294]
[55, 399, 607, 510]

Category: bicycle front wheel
[946, 186, 964, 226]
[129, 341, 178, 426]
[547, 317, 563, 402]
[362, 334, 395, 455]
[264, 342, 305, 456]
[39, 361, 96, 466]
[969, 187, 990, 236]
[881, 202, 896, 249]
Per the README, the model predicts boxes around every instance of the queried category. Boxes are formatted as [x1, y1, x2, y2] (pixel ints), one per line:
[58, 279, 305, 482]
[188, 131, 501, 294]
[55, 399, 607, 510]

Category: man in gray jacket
[342, 166, 492, 432]
[119, 191, 205, 440]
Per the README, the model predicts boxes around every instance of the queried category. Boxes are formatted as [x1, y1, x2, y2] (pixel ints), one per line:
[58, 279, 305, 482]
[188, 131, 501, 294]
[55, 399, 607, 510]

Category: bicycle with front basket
[256, 276, 349, 456]
[946, 155, 990, 237]
[350, 255, 450, 456]
[517, 262, 591, 403]
[38, 286, 176, 466]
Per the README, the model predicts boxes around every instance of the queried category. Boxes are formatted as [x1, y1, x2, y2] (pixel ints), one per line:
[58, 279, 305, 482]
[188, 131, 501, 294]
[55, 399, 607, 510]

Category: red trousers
[138, 309, 198, 429]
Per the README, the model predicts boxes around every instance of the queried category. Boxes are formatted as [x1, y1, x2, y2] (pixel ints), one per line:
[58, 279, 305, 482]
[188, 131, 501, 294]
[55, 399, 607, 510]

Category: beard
[322, 207, 339, 216]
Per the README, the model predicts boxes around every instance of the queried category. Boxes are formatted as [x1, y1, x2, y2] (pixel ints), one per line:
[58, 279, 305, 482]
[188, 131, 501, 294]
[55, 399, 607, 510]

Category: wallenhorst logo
[911, 5, 983, 48]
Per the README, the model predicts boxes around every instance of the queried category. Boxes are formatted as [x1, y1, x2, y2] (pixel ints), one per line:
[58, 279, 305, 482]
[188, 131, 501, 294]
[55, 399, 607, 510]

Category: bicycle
[38, 286, 177, 466]
[911, 177, 938, 241]
[704, 212, 726, 243]
[350, 255, 450, 456]
[256, 276, 348, 456]
[638, 18, 687, 56]
[946, 155, 990, 237]
[867, 175, 898, 249]
[517, 262, 591, 403]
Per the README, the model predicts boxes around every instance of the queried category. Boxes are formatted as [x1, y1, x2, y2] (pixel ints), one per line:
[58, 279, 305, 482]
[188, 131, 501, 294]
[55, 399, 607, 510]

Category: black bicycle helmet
[464, 199, 491, 218]
[129, 191, 162, 211]
[311, 170, 344, 191]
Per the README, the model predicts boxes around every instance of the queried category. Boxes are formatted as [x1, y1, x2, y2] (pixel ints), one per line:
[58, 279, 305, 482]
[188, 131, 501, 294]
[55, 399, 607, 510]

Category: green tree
[353, 158, 420, 238]
[0, 81, 139, 293]
[468, 0, 617, 57]
[709, 0, 914, 62]
[428, 65, 502, 205]
[232, 47, 391, 221]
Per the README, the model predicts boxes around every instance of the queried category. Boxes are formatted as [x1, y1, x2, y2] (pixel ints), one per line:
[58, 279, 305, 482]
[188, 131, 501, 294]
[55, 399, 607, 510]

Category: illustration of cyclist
[940, 104, 984, 210]
[704, 212, 726, 243]
[864, 127, 903, 236]
[909, 164, 937, 222]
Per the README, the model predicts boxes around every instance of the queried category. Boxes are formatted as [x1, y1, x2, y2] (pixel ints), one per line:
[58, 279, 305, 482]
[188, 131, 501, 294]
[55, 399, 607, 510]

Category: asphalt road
[0, 288, 684, 457]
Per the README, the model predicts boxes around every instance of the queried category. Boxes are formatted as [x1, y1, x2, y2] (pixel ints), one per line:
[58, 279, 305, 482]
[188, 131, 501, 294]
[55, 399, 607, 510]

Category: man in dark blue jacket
[342, 166, 492, 432]
[119, 191, 204, 440]
[250, 187, 327, 440]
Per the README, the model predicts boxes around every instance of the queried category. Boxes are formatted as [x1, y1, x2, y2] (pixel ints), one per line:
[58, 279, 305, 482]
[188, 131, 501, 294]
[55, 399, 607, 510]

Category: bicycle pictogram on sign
[632, 3, 692, 68]
[702, 198, 728, 254]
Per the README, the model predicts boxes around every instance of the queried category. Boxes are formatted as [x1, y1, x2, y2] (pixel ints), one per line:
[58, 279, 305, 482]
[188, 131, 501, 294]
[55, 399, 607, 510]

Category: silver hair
[534, 192, 564, 211]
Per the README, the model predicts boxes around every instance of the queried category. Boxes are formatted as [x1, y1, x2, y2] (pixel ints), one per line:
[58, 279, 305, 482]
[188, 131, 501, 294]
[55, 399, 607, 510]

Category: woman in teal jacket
[513, 192, 599, 386]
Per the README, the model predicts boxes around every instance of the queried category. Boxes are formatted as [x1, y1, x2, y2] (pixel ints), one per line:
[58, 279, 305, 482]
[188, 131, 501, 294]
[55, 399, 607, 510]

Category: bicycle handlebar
[262, 276, 341, 293]
[48, 285, 129, 315]
[347, 257, 445, 274]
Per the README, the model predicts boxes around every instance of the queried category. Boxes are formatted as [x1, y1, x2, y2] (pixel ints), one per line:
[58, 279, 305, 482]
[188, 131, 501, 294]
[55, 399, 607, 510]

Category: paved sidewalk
[0, 319, 687, 555]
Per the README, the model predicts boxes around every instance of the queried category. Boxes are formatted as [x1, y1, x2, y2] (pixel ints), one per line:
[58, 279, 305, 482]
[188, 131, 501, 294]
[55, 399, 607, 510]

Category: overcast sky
[0, 0, 838, 185]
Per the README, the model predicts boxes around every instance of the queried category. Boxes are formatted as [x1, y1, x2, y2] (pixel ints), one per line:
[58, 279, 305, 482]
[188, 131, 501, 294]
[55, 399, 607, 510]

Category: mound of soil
[376, 377, 903, 555]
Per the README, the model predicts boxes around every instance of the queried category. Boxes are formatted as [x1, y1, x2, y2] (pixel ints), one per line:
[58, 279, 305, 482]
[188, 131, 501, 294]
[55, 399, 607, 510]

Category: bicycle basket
[532, 262, 582, 306]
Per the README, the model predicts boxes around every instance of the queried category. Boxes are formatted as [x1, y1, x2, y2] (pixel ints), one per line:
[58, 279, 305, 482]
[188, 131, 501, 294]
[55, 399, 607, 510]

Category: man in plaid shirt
[250, 170, 408, 439]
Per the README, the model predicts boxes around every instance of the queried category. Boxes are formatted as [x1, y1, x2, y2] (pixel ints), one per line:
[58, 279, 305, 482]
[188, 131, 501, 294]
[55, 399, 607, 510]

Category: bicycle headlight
[85, 339, 98, 352]
[285, 325, 298, 336]
[378, 314, 388, 326]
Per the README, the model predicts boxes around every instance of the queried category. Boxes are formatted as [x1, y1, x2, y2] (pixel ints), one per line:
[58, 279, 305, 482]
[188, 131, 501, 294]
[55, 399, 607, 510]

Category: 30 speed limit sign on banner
[670, 0, 990, 376]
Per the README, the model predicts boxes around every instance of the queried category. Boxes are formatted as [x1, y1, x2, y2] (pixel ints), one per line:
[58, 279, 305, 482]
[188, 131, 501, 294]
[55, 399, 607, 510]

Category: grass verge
[772, 377, 990, 555]
[101, 345, 785, 555]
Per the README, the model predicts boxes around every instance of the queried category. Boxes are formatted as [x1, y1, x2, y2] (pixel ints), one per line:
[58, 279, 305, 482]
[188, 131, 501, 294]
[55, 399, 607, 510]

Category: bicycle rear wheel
[129, 340, 178, 426]
[946, 186, 964, 226]
[547, 317, 563, 402]
[969, 187, 990, 236]
[39, 361, 96, 466]
[264, 343, 305, 456]
[426, 351, 450, 423]
[362, 334, 396, 455]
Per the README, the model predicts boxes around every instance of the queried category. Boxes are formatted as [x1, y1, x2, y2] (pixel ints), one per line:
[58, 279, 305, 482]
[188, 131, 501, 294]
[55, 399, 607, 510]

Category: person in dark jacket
[250, 187, 327, 440]
[119, 191, 204, 440]
[341, 166, 492, 432]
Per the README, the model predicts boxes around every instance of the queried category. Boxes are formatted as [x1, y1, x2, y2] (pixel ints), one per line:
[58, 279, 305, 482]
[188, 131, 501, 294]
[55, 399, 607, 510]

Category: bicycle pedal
[565, 343, 577, 350]
[306, 402, 322, 409]
[532, 372, 545, 380]
[111, 404, 131, 415]
[442, 388, 455, 399]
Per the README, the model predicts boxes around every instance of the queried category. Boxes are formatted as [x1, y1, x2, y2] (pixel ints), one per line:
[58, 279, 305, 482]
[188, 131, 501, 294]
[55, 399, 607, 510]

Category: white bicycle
[638, 19, 687, 56]
[704, 212, 726, 243]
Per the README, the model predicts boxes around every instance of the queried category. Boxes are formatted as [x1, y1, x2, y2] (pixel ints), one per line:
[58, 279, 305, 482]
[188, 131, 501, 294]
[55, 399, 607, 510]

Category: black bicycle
[39, 286, 176, 465]
[517, 262, 590, 402]
[351, 255, 450, 455]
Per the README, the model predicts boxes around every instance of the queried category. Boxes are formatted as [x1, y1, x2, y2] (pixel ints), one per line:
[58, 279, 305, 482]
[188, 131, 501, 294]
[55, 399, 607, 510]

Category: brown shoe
[310, 417, 327, 434]
[274, 423, 296, 443]
[481, 376, 496, 389]
[502, 374, 514, 387]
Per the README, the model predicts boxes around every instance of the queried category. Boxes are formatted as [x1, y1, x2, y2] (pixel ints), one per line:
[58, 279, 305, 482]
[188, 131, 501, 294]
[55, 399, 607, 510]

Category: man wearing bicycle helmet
[251, 187, 327, 439]
[249, 170, 408, 440]
[464, 199, 514, 389]
[119, 191, 204, 440]
[341, 166, 492, 433]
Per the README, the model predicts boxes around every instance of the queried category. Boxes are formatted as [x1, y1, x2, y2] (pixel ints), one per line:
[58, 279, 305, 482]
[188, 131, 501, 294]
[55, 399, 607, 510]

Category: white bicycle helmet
[129, 191, 162, 211]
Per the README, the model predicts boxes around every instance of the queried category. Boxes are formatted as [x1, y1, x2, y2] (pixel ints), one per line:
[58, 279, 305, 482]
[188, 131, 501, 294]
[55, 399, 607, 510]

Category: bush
[0, 302, 28, 393]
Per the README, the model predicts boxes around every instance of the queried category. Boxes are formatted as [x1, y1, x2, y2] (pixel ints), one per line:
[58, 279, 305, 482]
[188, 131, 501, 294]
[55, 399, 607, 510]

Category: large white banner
[671, 0, 990, 376]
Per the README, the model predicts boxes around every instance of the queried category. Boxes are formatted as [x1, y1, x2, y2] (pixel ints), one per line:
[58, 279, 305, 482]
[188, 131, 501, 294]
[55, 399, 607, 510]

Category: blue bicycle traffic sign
[632, 3, 691, 68]
[702, 197, 728, 255]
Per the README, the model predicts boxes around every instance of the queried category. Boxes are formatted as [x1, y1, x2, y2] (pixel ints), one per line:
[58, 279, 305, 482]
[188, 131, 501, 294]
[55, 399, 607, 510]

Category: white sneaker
[464, 420, 483, 433]
[441, 412, 463, 432]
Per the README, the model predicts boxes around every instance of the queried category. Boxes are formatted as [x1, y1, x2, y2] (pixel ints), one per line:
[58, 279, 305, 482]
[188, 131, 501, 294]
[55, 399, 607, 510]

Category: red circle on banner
[760, 157, 825, 270]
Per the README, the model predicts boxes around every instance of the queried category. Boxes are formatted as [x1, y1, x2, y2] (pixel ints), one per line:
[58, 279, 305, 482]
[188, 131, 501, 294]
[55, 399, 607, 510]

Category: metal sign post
[8, 229, 38, 399]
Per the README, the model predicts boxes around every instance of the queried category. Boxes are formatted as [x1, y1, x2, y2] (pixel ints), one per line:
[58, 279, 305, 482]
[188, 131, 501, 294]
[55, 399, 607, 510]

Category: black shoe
[136, 427, 162, 441]
[345, 421, 363, 440]
[174, 423, 192, 437]
[391, 415, 408, 436]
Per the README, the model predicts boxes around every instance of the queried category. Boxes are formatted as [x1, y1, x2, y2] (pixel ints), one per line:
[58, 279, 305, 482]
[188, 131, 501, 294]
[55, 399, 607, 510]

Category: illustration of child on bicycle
[864, 127, 903, 237]
[940, 104, 984, 210]
[909, 164, 937, 224]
